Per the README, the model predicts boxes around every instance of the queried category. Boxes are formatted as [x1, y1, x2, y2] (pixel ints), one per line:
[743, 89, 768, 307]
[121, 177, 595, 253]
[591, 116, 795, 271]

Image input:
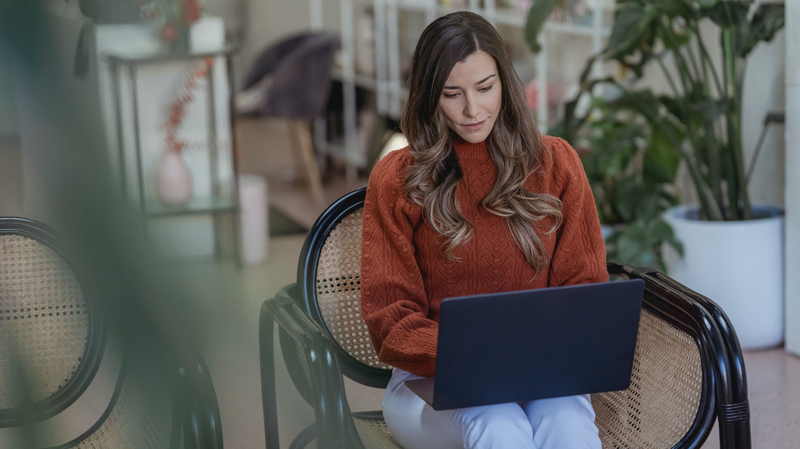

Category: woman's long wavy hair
[400, 11, 563, 275]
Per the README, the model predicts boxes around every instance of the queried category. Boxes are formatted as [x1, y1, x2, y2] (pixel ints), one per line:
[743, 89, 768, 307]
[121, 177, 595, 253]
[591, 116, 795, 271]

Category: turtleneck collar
[451, 135, 491, 164]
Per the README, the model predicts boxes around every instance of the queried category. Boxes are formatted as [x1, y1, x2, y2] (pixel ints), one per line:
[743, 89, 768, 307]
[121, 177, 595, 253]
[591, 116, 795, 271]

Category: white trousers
[382, 369, 602, 449]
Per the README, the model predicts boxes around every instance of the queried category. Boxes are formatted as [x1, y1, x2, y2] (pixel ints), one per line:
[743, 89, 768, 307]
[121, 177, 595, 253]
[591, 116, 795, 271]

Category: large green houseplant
[527, 0, 785, 221]
[526, 0, 786, 349]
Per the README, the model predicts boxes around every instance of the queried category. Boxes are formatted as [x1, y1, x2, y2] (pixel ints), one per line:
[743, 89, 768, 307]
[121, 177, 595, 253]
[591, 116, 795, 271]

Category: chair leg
[288, 120, 325, 211]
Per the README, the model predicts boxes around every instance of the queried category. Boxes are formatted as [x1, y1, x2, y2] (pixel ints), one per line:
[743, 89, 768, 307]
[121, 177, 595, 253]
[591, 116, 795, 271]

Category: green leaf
[656, 18, 692, 51]
[644, 128, 681, 183]
[702, 1, 749, 28]
[525, 0, 562, 53]
[690, 98, 730, 120]
[647, 219, 674, 240]
[607, 2, 659, 60]
[657, 189, 680, 208]
[659, 95, 685, 123]
[739, 4, 785, 58]
[614, 222, 658, 268]
[656, 0, 699, 19]
[614, 177, 645, 223]
[662, 233, 685, 257]
[611, 90, 664, 128]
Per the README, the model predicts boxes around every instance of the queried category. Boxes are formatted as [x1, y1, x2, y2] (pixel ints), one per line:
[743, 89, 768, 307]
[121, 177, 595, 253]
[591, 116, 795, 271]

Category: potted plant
[574, 98, 683, 272]
[527, 0, 786, 348]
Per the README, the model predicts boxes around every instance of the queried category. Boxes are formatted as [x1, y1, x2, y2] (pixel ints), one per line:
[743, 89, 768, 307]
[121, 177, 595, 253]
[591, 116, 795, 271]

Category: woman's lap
[383, 369, 601, 449]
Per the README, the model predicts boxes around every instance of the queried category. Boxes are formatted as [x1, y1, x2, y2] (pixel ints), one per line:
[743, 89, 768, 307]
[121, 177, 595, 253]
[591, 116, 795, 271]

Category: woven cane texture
[0, 235, 90, 410]
[73, 359, 173, 449]
[592, 308, 703, 449]
[353, 415, 403, 449]
[315, 209, 391, 370]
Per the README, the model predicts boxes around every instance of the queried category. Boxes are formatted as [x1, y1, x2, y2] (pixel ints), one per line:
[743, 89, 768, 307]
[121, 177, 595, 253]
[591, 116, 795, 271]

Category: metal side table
[105, 46, 241, 264]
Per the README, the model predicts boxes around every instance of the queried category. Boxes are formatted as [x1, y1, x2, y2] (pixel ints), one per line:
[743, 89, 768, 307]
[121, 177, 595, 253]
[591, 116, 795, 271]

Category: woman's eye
[442, 92, 459, 98]
[479, 85, 493, 93]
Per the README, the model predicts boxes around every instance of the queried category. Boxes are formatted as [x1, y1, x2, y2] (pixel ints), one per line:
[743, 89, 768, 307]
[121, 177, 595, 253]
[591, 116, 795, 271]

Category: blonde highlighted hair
[400, 11, 563, 275]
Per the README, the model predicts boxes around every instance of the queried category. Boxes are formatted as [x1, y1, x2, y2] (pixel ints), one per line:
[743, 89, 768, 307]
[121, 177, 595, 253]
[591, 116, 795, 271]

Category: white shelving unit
[310, 0, 612, 179]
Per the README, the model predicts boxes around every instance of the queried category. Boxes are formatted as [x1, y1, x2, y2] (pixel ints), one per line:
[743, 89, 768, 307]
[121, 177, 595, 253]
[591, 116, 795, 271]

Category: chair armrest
[176, 351, 224, 449]
[609, 263, 751, 449]
[260, 283, 365, 449]
[649, 271, 750, 448]
[650, 272, 748, 401]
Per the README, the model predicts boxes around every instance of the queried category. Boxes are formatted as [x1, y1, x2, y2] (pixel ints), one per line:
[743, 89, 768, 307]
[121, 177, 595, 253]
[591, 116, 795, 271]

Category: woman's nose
[464, 95, 480, 118]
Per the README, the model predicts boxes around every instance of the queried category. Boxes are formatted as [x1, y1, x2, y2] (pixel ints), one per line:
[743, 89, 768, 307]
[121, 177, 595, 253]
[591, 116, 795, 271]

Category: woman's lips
[463, 120, 485, 131]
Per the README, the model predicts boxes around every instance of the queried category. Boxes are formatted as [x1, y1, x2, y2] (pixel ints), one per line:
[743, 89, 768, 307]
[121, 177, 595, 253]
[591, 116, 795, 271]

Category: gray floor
[2, 121, 800, 448]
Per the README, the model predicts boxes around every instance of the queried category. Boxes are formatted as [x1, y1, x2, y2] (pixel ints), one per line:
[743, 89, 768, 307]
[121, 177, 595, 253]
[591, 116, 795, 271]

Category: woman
[361, 11, 607, 449]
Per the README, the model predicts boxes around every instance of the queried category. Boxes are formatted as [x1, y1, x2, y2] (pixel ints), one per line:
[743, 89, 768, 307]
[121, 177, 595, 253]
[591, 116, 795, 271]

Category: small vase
[156, 150, 193, 205]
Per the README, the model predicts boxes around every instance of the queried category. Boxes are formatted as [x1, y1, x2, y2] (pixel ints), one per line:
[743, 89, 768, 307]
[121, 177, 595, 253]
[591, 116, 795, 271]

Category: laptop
[404, 279, 645, 410]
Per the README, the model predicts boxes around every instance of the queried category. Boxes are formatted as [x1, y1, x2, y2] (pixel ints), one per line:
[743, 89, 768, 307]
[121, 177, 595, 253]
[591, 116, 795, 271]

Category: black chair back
[0, 217, 105, 427]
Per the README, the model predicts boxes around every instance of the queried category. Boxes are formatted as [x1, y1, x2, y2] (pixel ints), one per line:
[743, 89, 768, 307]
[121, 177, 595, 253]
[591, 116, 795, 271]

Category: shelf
[350, 0, 431, 10]
[395, 0, 432, 12]
[103, 45, 238, 65]
[144, 195, 237, 217]
[435, 6, 610, 37]
[544, 21, 611, 37]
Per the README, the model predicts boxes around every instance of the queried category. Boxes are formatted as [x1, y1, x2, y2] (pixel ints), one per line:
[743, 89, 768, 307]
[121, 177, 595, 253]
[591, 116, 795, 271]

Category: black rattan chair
[0, 217, 223, 448]
[259, 188, 751, 449]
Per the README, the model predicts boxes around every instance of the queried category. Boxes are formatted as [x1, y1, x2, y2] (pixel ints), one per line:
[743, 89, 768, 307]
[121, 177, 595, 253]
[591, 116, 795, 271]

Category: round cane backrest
[0, 219, 103, 425]
[315, 207, 391, 371]
[592, 308, 704, 449]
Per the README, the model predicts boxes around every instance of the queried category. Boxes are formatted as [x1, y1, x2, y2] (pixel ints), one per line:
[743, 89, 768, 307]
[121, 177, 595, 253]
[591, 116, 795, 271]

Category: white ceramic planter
[663, 205, 785, 349]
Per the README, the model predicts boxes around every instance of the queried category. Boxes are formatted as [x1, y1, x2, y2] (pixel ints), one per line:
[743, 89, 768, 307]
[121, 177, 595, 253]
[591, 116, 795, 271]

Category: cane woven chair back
[0, 219, 103, 425]
[591, 308, 704, 448]
[314, 207, 391, 371]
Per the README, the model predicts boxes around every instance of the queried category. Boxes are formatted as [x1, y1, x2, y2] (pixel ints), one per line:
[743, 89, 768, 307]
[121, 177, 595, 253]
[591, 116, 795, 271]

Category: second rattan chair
[0, 217, 223, 448]
[260, 188, 751, 449]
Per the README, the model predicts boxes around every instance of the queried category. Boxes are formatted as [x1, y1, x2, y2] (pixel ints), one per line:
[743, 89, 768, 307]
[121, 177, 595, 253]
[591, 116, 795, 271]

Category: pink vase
[156, 151, 193, 205]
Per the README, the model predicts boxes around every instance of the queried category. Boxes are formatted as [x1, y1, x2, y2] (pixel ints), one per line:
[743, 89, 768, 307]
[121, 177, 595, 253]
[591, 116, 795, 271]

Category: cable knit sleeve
[361, 149, 439, 377]
[546, 137, 609, 287]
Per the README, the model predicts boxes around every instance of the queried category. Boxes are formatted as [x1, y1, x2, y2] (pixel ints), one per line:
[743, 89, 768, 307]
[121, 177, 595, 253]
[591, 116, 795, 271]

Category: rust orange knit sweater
[361, 135, 608, 377]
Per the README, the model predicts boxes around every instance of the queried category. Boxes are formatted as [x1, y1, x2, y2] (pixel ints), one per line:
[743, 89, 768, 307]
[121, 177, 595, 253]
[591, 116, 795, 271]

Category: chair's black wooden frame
[259, 188, 751, 449]
[0, 217, 224, 449]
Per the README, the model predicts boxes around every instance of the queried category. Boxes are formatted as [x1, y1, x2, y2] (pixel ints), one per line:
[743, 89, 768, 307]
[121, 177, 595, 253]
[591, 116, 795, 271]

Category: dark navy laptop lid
[405, 279, 644, 410]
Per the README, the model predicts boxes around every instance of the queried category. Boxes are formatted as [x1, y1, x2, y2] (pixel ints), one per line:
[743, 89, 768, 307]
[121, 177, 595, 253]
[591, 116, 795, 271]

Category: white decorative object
[156, 151, 193, 205]
[238, 174, 269, 265]
[663, 204, 785, 350]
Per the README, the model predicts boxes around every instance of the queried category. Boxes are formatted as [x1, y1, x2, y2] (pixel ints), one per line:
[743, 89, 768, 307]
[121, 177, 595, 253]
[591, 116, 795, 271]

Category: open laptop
[404, 279, 645, 410]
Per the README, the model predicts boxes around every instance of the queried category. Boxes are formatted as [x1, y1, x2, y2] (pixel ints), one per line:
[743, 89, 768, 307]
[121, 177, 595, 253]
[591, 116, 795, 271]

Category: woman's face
[438, 50, 502, 144]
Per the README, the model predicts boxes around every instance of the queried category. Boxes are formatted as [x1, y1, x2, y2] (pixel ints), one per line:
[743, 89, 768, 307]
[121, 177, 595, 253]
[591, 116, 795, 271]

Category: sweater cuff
[419, 333, 439, 377]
